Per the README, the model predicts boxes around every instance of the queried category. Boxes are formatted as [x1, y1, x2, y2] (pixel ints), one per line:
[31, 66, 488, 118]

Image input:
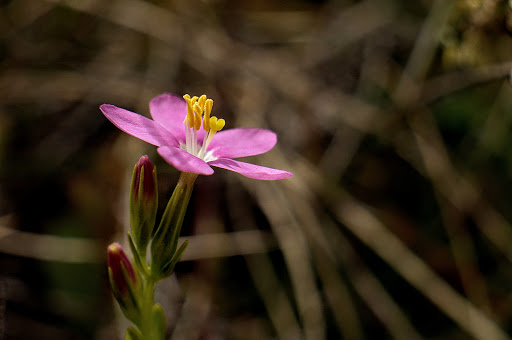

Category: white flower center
[179, 141, 217, 162]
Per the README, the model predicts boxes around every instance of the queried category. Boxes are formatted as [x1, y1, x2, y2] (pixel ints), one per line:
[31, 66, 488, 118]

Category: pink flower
[100, 93, 293, 180]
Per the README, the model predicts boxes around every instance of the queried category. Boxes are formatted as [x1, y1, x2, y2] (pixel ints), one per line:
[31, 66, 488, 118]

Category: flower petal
[208, 128, 277, 159]
[157, 146, 214, 175]
[149, 93, 187, 142]
[208, 158, 293, 180]
[100, 104, 177, 147]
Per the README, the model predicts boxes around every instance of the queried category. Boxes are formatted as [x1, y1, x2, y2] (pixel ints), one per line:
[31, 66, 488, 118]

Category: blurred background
[2, 0, 512, 339]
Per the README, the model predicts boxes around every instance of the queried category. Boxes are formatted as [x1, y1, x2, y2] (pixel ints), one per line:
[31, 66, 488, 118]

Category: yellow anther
[203, 99, 213, 131]
[185, 115, 192, 129]
[197, 95, 207, 112]
[189, 103, 199, 130]
[204, 99, 213, 115]
[209, 116, 218, 132]
[193, 103, 202, 115]
[216, 118, 225, 131]
[183, 94, 225, 138]
[183, 94, 195, 128]
[194, 114, 202, 131]
[190, 97, 200, 129]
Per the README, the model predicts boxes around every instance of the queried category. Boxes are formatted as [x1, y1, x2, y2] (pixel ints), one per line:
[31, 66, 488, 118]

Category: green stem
[133, 172, 197, 339]
[140, 279, 156, 339]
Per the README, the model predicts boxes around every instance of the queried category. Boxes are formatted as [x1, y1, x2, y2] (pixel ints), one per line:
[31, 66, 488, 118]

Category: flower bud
[107, 242, 140, 322]
[108, 242, 137, 294]
[130, 155, 158, 258]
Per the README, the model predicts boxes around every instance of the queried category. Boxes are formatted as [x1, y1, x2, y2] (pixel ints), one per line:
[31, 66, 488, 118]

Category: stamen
[209, 116, 218, 131]
[199, 131, 209, 159]
[216, 118, 225, 132]
[183, 94, 195, 129]
[192, 103, 202, 131]
[182, 94, 226, 159]
[185, 124, 191, 152]
[192, 128, 198, 155]
[203, 99, 213, 131]
[197, 95, 207, 111]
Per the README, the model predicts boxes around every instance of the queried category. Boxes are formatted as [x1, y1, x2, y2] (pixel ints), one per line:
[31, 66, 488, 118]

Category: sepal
[160, 240, 188, 280]
[127, 232, 149, 277]
[150, 172, 196, 278]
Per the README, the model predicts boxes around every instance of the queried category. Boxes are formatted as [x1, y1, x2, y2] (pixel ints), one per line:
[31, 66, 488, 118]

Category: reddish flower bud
[108, 242, 137, 296]
[133, 155, 155, 201]
[107, 242, 140, 323]
[130, 155, 158, 258]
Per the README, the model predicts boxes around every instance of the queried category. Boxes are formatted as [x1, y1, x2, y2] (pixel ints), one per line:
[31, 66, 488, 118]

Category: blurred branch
[1, 0, 54, 36]
[0, 225, 277, 263]
[226, 182, 303, 340]
[335, 198, 510, 340]
[0, 225, 102, 263]
[321, 217, 424, 340]
[170, 280, 213, 340]
[304, 0, 398, 66]
[180, 230, 277, 261]
[241, 251, 304, 340]
[394, 0, 457, 106]
[288, 159, 424, 340]
[278, 161, 424, 340]
[422, 61, 512, 103]
[270, 142, 510, 340]
[42, 0, 182, 44]
[247, 180, 326, 340]
[406, 110, 492, 311]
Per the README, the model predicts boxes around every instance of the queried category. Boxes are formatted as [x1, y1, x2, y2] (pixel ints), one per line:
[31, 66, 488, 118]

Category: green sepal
[151, 304, 167, 340]
[108, 264, 140, 325]
[150, 191, 180, 277]
[128, 232, 149, 277]
[125, 326, 143, 340]
[151, 173, 196, 278]
[159, 240, 189, 280]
